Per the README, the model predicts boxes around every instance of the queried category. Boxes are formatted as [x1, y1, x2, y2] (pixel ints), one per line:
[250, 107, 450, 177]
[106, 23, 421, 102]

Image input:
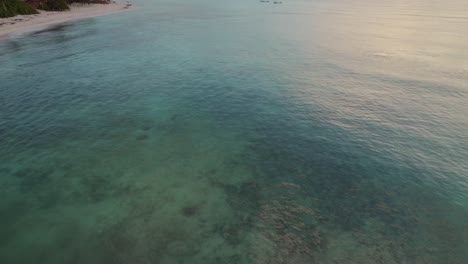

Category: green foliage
[67, 0, 92, 3]
[39, 0, 69, 11]
[67, 0, 108, 3]
[0, 0, 38, 18]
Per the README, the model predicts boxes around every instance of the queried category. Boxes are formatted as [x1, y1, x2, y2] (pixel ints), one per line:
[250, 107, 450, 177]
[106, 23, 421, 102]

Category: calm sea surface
[1, 0, 467, 263]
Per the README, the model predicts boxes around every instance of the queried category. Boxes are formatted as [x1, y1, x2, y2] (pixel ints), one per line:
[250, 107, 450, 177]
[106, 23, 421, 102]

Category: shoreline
[0, 2, 131, 40]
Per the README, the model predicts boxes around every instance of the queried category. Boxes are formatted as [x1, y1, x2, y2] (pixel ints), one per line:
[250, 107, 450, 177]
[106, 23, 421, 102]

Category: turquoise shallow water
[1, 0, 468, 263]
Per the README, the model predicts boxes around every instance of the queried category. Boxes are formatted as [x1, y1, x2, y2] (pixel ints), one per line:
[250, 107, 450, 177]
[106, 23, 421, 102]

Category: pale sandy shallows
[0, 2, 130, 39]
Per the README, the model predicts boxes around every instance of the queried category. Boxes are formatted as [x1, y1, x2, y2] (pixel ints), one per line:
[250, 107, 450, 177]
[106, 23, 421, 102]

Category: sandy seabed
[0, 2, 131, 39]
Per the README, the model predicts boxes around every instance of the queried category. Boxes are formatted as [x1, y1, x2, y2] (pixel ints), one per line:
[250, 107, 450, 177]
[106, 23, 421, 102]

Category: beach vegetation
[39, 0, 70, 11]
[0, 0, 38, 18]
[66, 0, 111, 3]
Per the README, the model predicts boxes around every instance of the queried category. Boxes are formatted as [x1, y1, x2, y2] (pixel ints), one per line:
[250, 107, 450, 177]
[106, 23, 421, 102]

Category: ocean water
[1, 0, 467, 263]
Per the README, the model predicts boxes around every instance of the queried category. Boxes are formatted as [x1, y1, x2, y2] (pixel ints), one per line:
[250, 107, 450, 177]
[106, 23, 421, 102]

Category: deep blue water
[1, 0, 467, 263]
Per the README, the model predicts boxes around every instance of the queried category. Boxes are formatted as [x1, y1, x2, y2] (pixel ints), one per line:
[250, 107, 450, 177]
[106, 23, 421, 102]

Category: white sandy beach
[0, 2, 131, 39]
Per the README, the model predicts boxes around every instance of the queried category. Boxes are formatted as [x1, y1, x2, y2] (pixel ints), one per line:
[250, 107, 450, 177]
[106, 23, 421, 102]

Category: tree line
[1, 0, 110, 17]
